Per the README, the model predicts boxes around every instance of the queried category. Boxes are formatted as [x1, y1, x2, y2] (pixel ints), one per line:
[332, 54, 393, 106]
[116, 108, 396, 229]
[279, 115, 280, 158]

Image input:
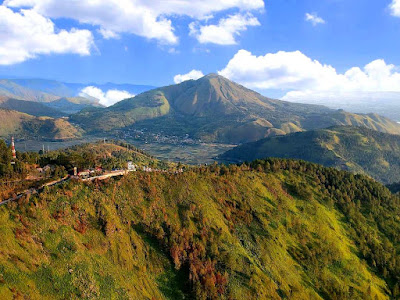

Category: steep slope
[220, 126, 400, 184]
[1, 159, 400, 299]
[0, 109, 33, 137]
[0, 108, 82, 140]
[0, 97, 63, 118]
[72, 90, 171, 131]
[71, 74, 400, 143]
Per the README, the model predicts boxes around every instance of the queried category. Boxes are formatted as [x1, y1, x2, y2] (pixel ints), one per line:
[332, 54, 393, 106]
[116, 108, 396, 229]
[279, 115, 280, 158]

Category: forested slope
[1, 159, 400, 299]
[221, 126, 400, 184]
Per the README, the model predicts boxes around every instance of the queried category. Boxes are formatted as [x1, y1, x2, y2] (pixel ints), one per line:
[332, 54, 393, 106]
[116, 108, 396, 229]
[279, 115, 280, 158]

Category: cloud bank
[4, 0, 264, 45]
[218, 49, 400, 102]
[189, 13, 260, 45]
[390, 0, 400, 17]
[174, 70, 205, 83]
[0, 6, 93, 65]
[79, 86, 134, 107]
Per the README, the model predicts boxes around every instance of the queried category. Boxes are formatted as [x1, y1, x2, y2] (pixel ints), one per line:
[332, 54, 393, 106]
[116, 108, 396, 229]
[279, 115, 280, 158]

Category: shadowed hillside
[0, 97, 63, 118]
[71, 74, 400, 143]
[220, 126, 400, 184]
[43, 97, 104, 114]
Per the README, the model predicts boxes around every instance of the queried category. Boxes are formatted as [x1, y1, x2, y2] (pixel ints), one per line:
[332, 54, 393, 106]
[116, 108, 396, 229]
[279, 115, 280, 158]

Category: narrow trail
[0, 176, 69, 207]
[0, 169, 181, 206]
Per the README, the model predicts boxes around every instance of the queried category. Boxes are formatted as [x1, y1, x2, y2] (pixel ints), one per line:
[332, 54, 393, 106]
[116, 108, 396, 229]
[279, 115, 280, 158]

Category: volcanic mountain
[71, 74, 400, 143]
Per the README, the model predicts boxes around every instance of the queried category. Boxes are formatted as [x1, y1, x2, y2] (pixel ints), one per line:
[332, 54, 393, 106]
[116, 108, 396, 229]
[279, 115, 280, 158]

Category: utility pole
[11, 136, 16, 165]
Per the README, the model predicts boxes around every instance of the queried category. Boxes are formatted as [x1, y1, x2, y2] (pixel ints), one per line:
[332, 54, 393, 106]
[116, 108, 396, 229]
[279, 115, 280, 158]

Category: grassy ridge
[0, 108, 82, 141]
[0, 98, 63, 118]
[1, 159, 400, 299]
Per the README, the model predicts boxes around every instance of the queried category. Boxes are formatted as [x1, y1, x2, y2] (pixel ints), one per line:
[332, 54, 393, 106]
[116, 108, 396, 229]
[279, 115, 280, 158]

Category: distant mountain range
[0, 78, 156, 115]
[0, 78, 155, 101]
[72, 74, 400, 144]
[0, 78, 156, 141]
[220, 126, 400, 184]
[2, 74, 400, 148]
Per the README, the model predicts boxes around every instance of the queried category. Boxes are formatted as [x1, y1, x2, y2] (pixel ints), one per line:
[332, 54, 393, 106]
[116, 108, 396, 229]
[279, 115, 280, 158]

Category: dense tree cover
[0, 139, 39, 178]
[39, 140, 167, 172]
[0, 139, 12, 176]
[1, 158, 400, 299]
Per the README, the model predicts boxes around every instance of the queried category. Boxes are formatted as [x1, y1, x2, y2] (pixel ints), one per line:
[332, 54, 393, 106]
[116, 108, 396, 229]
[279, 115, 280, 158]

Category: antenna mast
[11, 136, 16, 165]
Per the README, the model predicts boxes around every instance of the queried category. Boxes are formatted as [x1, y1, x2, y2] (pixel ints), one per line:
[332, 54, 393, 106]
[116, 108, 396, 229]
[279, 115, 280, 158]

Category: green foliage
[222, 125, 400, 184]
[1, 158, 400, 299]
[38, 140, 167, 172]
[0, 139, 12, 176]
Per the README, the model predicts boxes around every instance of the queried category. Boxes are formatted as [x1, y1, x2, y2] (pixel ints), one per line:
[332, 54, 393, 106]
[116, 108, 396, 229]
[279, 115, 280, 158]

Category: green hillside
[220, 126, 400, 184]
[71, 74, 400, 144]
[0, 108, 83, 141]
[0, 97, 63, 118]
[1, 159, 400, 299]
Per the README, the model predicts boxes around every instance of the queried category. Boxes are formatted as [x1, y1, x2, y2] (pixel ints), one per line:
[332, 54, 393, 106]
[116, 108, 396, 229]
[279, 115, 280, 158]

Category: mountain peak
[203, 73, 220, 78]
[201, 73, 229, 81]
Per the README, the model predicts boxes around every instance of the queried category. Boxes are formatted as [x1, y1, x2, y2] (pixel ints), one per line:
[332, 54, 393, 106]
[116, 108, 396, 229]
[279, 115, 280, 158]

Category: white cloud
[390, 0, 400, 17]
[305, 13, 325, 26]
[98, 28, 120, 40]
[218, 50, 400, 102]
[0, 6, 93, 65]
[174, 70, 204, 83]
[189, 13, 260, 45]
[79, 86, 134, 107]
[4, 0, 264, 45]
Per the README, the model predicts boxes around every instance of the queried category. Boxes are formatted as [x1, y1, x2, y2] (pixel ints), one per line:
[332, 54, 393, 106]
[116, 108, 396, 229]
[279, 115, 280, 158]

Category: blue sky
[1, 0, 400, 103]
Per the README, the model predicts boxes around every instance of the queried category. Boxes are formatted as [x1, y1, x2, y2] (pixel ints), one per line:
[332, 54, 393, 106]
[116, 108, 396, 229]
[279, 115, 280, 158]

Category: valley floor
[15, 136, 236, 165]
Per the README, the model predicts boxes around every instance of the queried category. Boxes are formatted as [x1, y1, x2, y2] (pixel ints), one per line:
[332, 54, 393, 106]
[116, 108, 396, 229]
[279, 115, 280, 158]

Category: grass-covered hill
[0, 108, 83, 141]
[220, 126, 400, 184]
[0, 97, 63, 118]
[71, 74, 400, 144]
[1, 159, 400, 299]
